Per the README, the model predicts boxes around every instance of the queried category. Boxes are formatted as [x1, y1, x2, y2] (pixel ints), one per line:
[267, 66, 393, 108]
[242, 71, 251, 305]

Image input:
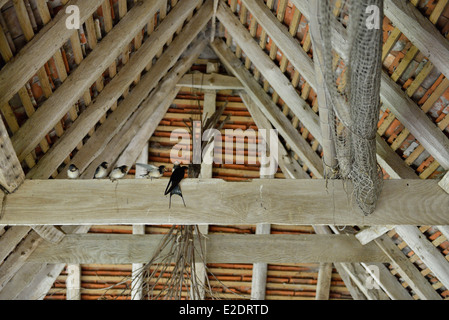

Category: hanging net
[316, 0, 384, 215]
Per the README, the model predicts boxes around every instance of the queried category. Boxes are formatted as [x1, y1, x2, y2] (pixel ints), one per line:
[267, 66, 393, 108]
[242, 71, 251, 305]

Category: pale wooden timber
[0, 118, 24, 193]
[315, 263, 333, 300]
[56, 10, 211, 179]
[380, 73, 449, 170]
[216, 1, 322, 141]
[308, 0, 338, 174]
[291, 0, 449, 172]
[66, 264, 81, 300]
[0, 226, 30, 263]
[251, 224, 271, 300]
[81, 38, 209, 179]
[177, 73, 244, 90]
[0, 225, 90, 300]
[240, 93, 310, 180]
[356, 226, 395, 246]
[395, 225, 449, 291]
[26, 0, 203, 180]
[11, 0, 165, 162]
[384, 0, 449, 79]
[314, 225, 370, 300]
[338, 263, 389, 300]
[375, 234, 442, 300]
[375, 135, 419, 180]
[241, 0, 315, 88]
[212, 39, 324, 178]
[27, 234, 387, 264]
[438, 171, 449, 194]
[30, 225, 65, 244]
[0, 0, 104, 107]
[1, 179, 448, 226]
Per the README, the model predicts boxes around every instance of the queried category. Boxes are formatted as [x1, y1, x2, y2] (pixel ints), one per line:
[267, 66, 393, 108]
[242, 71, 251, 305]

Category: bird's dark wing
[164, 167, 184, 195]
[94, 166, 100, 178]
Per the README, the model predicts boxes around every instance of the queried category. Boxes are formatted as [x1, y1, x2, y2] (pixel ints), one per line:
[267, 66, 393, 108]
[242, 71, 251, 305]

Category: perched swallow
[164, 166, 188, 208]
[94, 162, 109, 179]
[67, 164, 80, 179]
[136, 163, 166, 180]
[109, 165, 128, 181]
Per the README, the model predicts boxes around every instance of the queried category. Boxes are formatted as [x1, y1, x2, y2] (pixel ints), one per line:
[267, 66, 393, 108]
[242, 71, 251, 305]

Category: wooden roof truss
[0, 0, 448, 300]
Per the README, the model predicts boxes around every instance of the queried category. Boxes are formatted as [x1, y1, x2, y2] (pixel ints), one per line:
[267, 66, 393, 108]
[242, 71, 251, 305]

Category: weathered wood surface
[0, 179, 448, 226]
[27, 233, 388, 264]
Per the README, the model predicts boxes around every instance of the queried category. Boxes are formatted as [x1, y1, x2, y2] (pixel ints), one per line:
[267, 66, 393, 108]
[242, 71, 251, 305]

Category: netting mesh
[317, 0, 384, 215]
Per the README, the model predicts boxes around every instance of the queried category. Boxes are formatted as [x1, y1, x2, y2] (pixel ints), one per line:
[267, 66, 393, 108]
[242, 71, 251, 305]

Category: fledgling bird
[67, 164, 80, 179]
[136, 163, 166, 180]
[164, 165, 188, 208]
[109, 165, 128, 181]
[94, 162, 109, 179]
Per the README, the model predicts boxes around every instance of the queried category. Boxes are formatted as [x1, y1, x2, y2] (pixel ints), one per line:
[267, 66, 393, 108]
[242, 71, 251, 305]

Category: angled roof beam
[215, 1, 322, 141]
[26, 0, 205, 180]
[375, 234, 442, 300]
[289, 0, 449, 170]
[0, 0, 105, 107]
[1, 179, 448, 226]
[395, 225, 449, 291]
[0, 118, 24, 193]
[384, 0, 449, 80]
[53, 7, 211, 179]
[11, 0, 165, 162]
[211, 39, 324, 178]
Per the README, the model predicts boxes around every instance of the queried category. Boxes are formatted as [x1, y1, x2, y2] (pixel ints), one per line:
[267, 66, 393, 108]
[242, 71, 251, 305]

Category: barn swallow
[164, 166, 188, 208]
[94, 162, 108, 179]
[136, 163, 166, 180]
[109, 165, 128, 181]
[67, 164, 80, 179]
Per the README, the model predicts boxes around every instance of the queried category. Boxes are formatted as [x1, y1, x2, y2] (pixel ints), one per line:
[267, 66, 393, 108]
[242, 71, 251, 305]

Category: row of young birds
[67, 162, 188, 208]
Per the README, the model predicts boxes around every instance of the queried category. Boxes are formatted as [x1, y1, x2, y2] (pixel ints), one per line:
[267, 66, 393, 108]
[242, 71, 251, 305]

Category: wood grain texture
[0, 118, 25, 193]
[384, 0, 449, 79]
[375, 234, 442, 300]
[211, 39, 324, 178]
[27, 233, 387, 264]
[216, 1, 322, 141]
[11, 0, 164, 162]
[26, 0, 204, 180]
[177, 73, 244, 90]
[0, 0, 104, 107]
[1, 179, 448, 226]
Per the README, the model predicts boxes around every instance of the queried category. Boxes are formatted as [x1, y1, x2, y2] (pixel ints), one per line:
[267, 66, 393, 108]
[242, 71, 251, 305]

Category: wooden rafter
[10, 0, 165, 162]
[26, 0, 203, 180]
[211, 38, 324, 178]
[0, 0, 105, 107]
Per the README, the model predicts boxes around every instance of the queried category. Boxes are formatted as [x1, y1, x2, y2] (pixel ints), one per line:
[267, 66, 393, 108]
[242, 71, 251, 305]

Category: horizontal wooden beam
[0, 179, 448, 226]
[27, 233, 388, 264]
[177, 73, 244, 90]
[26, 0, 204, 180]
[0, 0, 104, 107]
